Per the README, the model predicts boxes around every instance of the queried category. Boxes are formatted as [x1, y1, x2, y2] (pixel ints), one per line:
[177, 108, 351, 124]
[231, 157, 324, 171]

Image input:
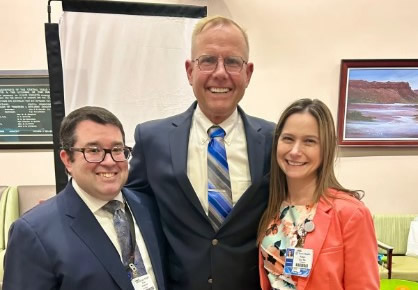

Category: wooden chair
[374, 214, 418, 281]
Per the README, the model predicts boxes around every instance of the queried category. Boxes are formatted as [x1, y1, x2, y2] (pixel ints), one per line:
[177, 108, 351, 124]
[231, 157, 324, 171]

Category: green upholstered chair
[0, 185, 56, 283]
[0, 186, 19, 282]
[0, 186, 6, 198]
[0, 186, 10, 260]
[0, 186, 7, 290]
[0, 186, 6, 290]
[374, 214, 418, 281]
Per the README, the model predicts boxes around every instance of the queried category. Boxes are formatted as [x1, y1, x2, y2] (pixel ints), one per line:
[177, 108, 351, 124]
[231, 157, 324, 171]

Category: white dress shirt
[72, 180, 158, 288]
[187, 106, 251, 214]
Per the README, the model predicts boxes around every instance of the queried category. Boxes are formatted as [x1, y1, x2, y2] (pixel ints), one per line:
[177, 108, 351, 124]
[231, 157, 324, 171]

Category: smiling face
[60, 120, 128, 201]
[277, 112, 321, 186]
[185, 23, 254, 124]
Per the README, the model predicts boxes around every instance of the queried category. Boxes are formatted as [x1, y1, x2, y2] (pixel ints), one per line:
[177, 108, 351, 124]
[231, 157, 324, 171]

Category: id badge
[131, 274, 156, 290]
[283, 248, 313, 277]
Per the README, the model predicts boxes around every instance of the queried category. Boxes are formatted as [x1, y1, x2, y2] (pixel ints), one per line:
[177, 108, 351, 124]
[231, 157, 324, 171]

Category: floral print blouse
[260, 201, 317, 290]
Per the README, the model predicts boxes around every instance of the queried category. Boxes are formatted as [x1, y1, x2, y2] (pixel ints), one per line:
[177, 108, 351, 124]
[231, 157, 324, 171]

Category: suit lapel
[123, 189, 164, 289]
[168, 104, 270, 227]
[240, 107, 266, 184]
[296, 197, 332, 290]
[61, 183, 133, 290]
[169, 102, 208, 219]
[217, 108, 269, 227]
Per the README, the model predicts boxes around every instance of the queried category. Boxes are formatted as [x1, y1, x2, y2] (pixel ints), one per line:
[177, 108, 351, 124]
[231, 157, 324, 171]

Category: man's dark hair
[60, 106, 125, 161]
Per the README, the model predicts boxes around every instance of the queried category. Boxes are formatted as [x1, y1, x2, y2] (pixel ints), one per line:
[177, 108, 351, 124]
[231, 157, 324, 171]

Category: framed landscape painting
[337, 59, 418, 146]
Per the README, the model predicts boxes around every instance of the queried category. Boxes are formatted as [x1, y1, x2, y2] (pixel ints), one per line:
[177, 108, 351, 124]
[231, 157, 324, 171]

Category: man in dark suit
[126, 16, 275, 290]
[3, 106, 166, 290]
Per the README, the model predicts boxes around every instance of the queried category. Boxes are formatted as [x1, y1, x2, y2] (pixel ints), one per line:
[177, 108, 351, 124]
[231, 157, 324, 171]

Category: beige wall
[1, 0, 417, 213]
[0, 0, 59, 186]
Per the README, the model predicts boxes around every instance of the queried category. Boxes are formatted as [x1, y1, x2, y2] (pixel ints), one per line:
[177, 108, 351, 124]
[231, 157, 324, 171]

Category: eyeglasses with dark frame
[193, 55, 248, 74]
[66, 146, 132, 163]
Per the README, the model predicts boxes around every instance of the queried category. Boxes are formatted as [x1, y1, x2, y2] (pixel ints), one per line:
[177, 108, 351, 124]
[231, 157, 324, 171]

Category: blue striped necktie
[207, 126, 232, 231]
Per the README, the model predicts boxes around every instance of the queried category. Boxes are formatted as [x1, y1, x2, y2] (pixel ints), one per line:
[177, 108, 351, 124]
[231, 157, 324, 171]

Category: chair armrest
[378, 240, 393, 279]
[378, 240, 394, 251]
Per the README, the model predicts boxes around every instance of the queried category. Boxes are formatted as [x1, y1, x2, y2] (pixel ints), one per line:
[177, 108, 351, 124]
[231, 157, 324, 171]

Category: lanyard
[123, 201, 137, 268]
[288, 205, 315, 248]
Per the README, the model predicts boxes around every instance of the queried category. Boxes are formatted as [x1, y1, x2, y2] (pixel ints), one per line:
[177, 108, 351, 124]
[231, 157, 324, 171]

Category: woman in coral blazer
[257, 99, 379, 290]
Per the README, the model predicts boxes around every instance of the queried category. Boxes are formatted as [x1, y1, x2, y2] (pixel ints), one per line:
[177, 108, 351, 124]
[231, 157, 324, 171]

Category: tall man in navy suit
[126, 16, 275, 290]
[3, 106, 166, 290]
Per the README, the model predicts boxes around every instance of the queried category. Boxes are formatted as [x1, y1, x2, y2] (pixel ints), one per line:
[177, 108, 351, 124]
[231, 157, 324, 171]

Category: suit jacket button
[208, 278, 213, 284]
[212, 239, 218, 246]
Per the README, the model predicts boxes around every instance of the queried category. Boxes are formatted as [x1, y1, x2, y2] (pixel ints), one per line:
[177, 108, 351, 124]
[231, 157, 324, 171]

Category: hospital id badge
[131, 274, 156, 290]
[283, 248, 313, 277]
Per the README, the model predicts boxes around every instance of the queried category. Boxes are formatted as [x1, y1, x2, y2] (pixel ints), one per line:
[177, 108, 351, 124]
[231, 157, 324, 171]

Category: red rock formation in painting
[347, 80, 418, 103]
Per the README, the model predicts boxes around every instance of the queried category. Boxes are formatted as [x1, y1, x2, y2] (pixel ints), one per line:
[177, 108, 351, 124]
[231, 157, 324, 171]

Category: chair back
[374, 214, 417, 255]
[0, 186, 10, 250]
[0, 186, 7, 199]
[2, 187, 20, 247]
[17, 185, 56, 215]
[0, 185, 56, 283]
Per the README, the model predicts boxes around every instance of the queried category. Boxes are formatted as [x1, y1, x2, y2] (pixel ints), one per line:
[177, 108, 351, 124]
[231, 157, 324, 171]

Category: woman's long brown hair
[257, 98, 362, 244]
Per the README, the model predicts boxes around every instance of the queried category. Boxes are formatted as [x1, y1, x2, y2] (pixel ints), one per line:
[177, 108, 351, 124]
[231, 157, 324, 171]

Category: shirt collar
[193, 105, 239, 145]
[72, 179, 124, 214]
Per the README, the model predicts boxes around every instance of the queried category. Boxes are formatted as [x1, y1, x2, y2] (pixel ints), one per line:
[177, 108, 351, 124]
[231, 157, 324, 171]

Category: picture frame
[337, 59, 418, 147]
[0, 70, 53, 149]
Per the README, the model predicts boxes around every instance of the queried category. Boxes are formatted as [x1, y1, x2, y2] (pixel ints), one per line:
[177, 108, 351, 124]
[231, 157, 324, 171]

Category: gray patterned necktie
[102, 200, 147, 276]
